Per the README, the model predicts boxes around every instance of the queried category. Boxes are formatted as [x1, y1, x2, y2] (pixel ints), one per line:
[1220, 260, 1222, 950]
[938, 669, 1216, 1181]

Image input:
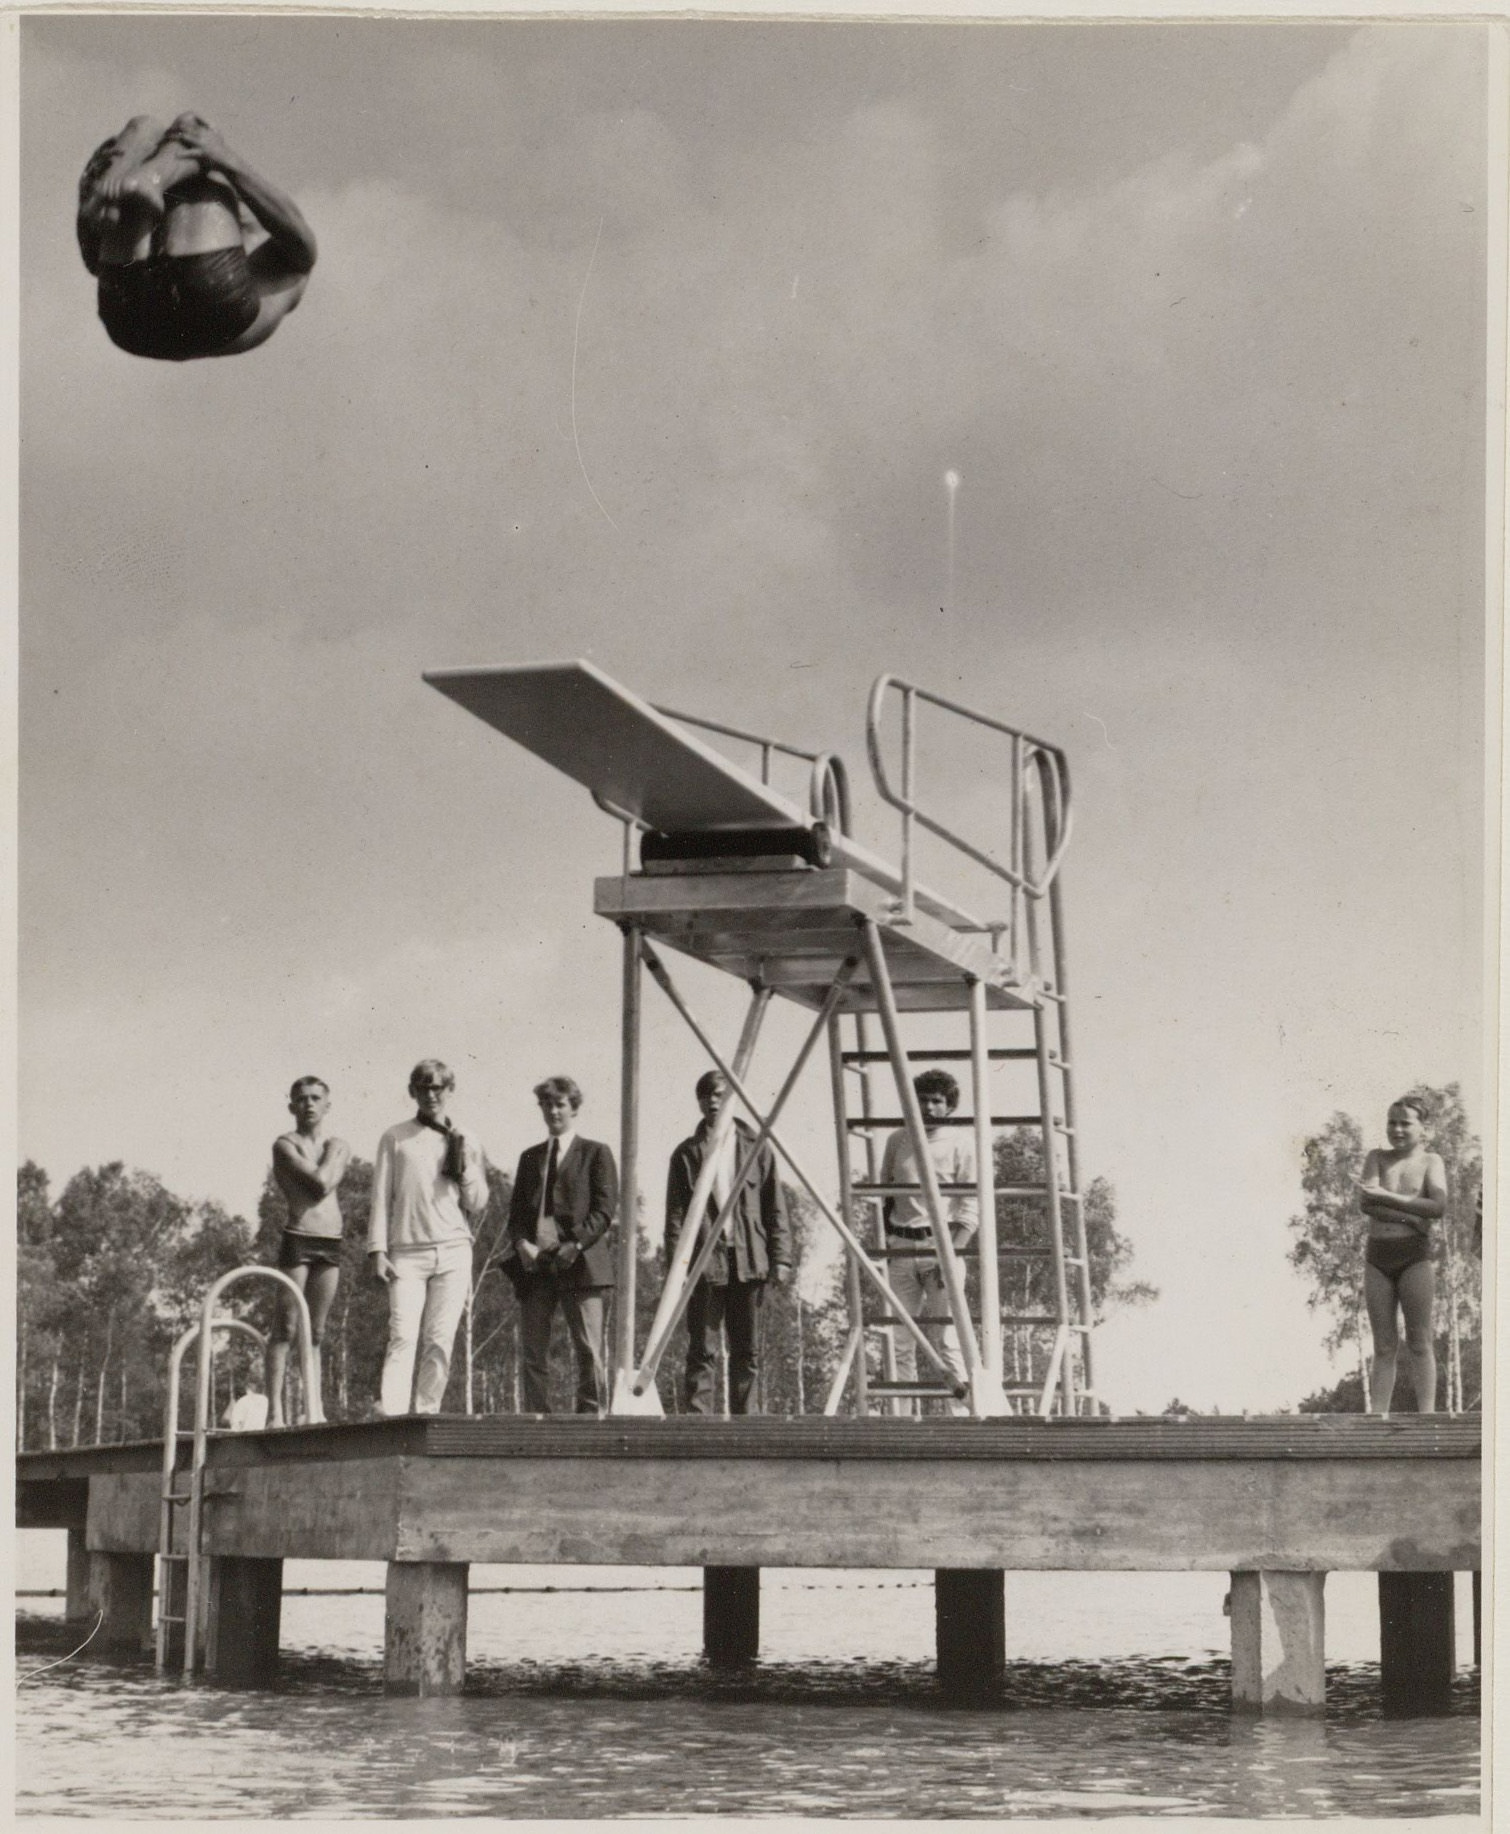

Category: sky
[16, 15, 1496, 1415]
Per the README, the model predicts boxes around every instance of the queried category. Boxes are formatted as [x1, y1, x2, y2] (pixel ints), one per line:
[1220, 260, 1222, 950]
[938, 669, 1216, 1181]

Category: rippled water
[15, 1544, 1482, 1820]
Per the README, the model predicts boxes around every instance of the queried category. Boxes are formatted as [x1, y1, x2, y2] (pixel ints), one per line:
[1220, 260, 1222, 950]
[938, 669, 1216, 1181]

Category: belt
[886, 1223, 934, 1241]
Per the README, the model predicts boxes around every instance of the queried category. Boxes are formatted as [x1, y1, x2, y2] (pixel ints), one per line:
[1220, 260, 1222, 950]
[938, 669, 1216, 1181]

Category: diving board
[424, 661, 807, 834]
[425, 659, 993, 936]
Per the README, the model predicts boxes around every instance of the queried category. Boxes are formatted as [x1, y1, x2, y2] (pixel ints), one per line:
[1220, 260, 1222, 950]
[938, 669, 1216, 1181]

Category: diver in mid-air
[77, 113, 317, 362]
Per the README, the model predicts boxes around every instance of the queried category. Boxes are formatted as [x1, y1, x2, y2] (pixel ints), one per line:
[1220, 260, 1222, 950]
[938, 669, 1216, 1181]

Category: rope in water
[16, 1610, 104, 1684]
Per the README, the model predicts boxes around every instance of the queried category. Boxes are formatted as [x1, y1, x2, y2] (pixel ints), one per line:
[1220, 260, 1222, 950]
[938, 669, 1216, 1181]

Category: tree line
[16, 1128, 1153, 1447]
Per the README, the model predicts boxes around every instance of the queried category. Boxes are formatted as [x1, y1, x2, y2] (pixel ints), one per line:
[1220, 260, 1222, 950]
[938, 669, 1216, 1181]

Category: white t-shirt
[879, 1127, 979, 1237]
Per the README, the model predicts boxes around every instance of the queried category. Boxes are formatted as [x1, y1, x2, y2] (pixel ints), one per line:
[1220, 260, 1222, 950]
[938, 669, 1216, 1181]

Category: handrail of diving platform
[653, 703, 853, 835]
[865, 675, 1074, 928]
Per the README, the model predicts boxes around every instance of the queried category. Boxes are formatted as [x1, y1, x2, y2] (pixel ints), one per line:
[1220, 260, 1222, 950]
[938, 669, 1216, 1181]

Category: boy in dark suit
[506, 1076, 619, 1413]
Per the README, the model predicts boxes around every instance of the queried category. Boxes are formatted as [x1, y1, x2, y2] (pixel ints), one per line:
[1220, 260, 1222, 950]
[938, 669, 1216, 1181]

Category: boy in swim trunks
[77, 113, 317, 362]
[265, 1076, 351, 1427]
[1358, 1095, 1447, 1416]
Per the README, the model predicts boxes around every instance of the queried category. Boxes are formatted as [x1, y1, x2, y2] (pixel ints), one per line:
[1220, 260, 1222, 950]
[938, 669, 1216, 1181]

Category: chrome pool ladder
[156, 1268, 322, 1677]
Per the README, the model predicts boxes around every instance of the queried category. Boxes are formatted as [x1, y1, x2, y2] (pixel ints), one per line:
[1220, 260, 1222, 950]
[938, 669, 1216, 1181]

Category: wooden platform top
[16, 1413, 1481, 1488]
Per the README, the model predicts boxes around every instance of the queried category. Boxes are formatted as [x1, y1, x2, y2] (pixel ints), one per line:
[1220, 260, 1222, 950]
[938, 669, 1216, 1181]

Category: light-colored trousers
[888, 1248, 967, 1411]
[379, 1238, 472, 1416]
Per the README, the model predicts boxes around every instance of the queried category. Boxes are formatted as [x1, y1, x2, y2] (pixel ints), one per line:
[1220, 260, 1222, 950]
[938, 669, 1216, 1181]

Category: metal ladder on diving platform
[156, 1268, 320, 1677]
[825, 678, 1096, 1418]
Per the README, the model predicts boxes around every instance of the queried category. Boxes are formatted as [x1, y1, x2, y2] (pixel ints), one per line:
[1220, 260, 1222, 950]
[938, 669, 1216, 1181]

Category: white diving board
[425, 659, 987, 935]
[424, 661, 806, 833]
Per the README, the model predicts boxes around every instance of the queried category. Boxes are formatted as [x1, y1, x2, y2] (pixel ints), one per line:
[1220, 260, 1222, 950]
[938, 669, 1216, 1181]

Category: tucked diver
[77, 113, 317, 361]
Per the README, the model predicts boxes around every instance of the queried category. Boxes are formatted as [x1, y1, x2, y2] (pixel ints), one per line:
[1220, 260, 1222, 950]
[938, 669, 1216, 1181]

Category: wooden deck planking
[25, 1416, 1479, 1575]
[84, 1457, 406, 1563]
[386, 1455, 1476, 1572]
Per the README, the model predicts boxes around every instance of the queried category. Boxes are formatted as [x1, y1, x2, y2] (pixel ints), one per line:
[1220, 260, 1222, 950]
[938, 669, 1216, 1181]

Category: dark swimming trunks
[1365, 1233, 1432, 1281]
[277, 1232, 344, 1271]
[96, 245, 258, 361]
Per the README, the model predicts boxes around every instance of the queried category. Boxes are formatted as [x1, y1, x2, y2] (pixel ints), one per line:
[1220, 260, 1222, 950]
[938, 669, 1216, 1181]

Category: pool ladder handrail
[156, 1268, 322, 1678]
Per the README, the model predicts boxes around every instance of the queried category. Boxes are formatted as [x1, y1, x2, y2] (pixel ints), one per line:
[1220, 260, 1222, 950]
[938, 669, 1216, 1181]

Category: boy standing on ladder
[880, 1070, 978, 1415]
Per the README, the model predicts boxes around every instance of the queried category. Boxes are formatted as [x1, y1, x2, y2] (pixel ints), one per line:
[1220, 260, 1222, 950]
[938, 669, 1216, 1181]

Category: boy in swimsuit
[77, 113, 317, 362]
[1358, 1096, 1447, 1416]
[265, 1076, 351, 1427]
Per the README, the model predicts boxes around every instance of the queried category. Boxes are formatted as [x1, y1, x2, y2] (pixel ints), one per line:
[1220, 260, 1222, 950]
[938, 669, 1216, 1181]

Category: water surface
[16, 1548, 1481, 1820]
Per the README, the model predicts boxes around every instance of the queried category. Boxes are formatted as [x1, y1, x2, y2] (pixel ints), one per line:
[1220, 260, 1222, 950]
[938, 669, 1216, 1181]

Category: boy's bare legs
[79, 155, 227, 272]
[1397, 1260, 1437, 1413]
[304, 1263, 339, 1413]
[89, 115, 169, 201]
[77, 119, 171, 271]
[1364, 1261, 1399, 1415]
[265, 1267, 307, 1428]
[265, 1262, 339, 1426]
[110, 140, 207, 217]
[82, 198, 158, 270]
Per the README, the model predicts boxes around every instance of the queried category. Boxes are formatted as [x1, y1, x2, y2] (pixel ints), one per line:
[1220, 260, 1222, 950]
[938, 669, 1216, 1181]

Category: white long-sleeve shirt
[368, 1118, 488, 1254]
[879, 1127, 979, 1240]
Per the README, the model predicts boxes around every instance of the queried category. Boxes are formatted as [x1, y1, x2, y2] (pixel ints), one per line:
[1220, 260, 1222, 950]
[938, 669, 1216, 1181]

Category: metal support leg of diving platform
[611, 940, 975, 1416]
[614, 924, 643, 1393]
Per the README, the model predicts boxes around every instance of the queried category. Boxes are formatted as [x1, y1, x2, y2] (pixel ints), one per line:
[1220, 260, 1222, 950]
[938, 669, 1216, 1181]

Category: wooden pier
[17, 1412, 1479, 1715]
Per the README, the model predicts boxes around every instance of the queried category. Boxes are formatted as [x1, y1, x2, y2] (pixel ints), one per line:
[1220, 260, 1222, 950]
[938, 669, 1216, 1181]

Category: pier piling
[1472, 1571, 1481, 1670]
[64, 1528, 91, 1624]
[1378, 1572, 1455, 1716]
[86, 1550, 154, 1653]
[385, 1561, 469, 1696]
[935, 1569, 1005, 1700]
[205, 1556, 284, 1686]
[703, 1566, 760, 1666]
[1229, 1571, 1326, 1716]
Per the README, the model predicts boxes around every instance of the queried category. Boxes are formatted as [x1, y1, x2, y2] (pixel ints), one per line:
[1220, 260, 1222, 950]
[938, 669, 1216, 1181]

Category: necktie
[537, 1140, 561, 1252]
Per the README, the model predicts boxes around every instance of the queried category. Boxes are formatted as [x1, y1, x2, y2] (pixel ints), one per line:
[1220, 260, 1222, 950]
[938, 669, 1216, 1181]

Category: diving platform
[18, 1414, 1480, 1714]
[427, 660, 1093, 1420]
[593, 866, 1032, 1012]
